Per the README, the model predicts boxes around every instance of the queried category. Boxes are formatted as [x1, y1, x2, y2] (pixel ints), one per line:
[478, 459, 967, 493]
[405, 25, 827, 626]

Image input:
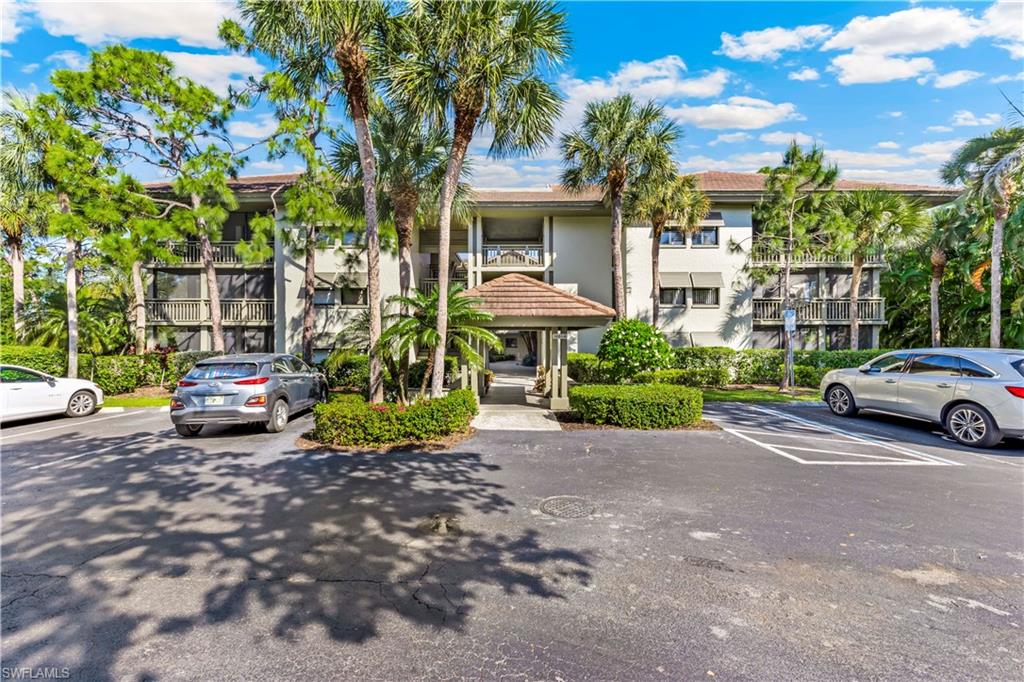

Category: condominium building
[144, 171, 957, 358]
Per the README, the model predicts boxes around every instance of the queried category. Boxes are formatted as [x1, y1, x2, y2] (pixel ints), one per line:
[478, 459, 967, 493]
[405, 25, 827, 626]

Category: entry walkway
[472, 369, 562, 431]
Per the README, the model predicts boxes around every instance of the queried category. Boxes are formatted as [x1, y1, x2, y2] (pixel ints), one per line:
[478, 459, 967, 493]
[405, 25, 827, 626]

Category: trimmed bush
[321, 353, 369, 390]
[0, 345, 67, 376]
[673, 346, 736, 374]
[733, 348, 890, 385]
[567, 352, 609, 383]
[311, 389, 478, 446]
[793, 364, 826, 388]
[597, 319, 675, 382]
[635, 367, 730, 388]
[82, 355, 148, 395]
[569, 384, 703, 429]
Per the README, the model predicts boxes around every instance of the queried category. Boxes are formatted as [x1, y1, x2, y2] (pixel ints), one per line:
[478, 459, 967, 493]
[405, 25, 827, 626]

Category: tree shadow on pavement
[1, 430, 592, 680]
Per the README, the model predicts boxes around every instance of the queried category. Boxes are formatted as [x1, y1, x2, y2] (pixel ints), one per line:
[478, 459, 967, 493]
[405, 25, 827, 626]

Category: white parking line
[27, 431, 171, 470]
[1, 412, 134, 440]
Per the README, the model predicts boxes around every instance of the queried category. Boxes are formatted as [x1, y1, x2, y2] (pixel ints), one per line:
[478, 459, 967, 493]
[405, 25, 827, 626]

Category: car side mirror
[859, 365, 875, 374]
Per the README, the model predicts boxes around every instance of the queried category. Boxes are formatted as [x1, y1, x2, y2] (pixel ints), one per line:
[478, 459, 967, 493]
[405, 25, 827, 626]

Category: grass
[103, 396, 170, 408]
[701, 386, 820, 403]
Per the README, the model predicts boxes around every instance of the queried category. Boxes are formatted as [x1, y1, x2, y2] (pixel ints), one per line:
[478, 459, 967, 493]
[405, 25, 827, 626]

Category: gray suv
[821, 348, 1024, 448]
[170, 354, 328, 437]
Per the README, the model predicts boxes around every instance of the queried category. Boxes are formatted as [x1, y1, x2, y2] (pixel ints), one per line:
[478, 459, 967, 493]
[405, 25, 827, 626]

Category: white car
[0, 364, 105, 422]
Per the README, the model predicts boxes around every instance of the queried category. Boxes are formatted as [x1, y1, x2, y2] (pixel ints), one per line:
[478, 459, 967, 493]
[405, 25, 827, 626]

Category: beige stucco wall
[550, 215, 614, 354]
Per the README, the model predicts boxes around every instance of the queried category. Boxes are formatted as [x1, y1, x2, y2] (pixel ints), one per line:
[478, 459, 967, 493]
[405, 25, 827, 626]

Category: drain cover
[539, 496, 595, 518]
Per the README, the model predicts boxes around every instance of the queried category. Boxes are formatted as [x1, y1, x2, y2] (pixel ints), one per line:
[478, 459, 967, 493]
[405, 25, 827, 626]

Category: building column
[549, 326, 569, 410]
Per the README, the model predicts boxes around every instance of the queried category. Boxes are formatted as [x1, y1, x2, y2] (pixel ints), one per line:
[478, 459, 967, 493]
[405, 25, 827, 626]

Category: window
[0, 367, 45, 383]
[868, 352, 911, 373]
[272, 358, 292, 374]
[660, 230, 685, 246]
[660, 287, 686, 306]
[340, 287, 367, 305]
[691, 226, 719, 247]
[692, 288, 719, 306]
[1012, 358, 1024, 379]
[313, 288, 336, 306]
[186, 363, 258, 380]
[505, 336, 518, 348]
[153, 270, 200, 299]
[289, 357, 312, 373]
[342, 231, 362, 246]
[907, 354, 960, 377]
[959, 358, 995, 378]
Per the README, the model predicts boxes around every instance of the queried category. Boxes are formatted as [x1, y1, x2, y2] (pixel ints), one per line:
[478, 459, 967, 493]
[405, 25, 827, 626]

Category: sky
[1, 0, 1021, 188]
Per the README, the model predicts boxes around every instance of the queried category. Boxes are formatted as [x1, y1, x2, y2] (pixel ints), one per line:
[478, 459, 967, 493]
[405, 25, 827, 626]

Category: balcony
[749, 244, 884, 267]
[147, 298, 274, 325]
[418, 277, 468, 296]
[481, 243, 544, 269]
[752, 297, 886, 324]
[151, 241, 273, 267]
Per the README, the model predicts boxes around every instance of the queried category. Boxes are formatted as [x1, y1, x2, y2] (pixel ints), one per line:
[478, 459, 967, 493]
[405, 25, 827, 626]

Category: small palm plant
[379, 284, 501, 400]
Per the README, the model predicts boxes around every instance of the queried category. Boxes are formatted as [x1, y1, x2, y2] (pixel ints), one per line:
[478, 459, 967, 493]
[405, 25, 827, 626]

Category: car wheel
[175, 424, 204, 437]
[946, 404, 1001, 448]
[265, 398, 289, 433]
[826, 385, 858, 417]
[66, 390, 97, 417]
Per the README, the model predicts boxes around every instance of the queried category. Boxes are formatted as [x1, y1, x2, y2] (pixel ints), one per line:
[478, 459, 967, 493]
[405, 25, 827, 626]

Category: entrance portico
[458, 274, 615, 409]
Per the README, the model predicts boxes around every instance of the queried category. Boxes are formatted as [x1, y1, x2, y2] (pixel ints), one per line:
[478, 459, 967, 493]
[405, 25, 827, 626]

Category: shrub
[407, 355, 459, 388]
[673, 346, 736, 375]
[569, 384, 702, 429]
[311, 389, 477, 446]
[596, 319, 674, 382]
[635, 367, 730, 388]
[733, 348, 891, 385]
[793, 364, 826, 388]
[321, 352, 369, 389]
[166, 351, 224, 386]
[567, 352, 609, 383]
[82, 355, 149, 395]
[0, 345, 68, 376]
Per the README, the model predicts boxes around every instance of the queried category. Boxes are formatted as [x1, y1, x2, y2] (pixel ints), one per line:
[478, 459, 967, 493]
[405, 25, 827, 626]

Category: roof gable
[462, 274, 615, 319]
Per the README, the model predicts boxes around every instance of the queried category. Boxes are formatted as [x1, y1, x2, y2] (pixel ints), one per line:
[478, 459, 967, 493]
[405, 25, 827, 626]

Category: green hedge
[635, 367, 730, 388]
[0, 345, 68, 377]
[569, 384, 703, 429]
[320, 353, 369, 389]
[567, 352, 610, 383]
[311, 389, 478, 446]
[673, 346, 737, 374]
[733, 348, 889, 386]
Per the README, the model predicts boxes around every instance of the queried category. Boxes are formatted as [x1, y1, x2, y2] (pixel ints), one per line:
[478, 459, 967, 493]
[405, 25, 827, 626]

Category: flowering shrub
[596, 319, 674, 383]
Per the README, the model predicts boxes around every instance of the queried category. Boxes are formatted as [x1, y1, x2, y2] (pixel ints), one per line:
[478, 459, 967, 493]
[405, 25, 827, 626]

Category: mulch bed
[111, 385, 173, 399]
[554, 411, 720, 431]
[295, 428, 477, 454]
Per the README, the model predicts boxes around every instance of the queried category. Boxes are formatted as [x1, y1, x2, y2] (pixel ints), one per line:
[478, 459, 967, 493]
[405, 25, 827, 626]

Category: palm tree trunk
[419, 352, 434, 399]
[131, 260, 147, 354]
[990, 202, 1005, 348]
[849, 253, 863, 351]
[302, 224, 316, 364]
[65, 235, 79, 379]
[394, 203, 416, 300]
[930, 246, 946, 347]
[10, 238, 24, 342]
[651, 223, 662, 326]
[610, 191, 626, 319]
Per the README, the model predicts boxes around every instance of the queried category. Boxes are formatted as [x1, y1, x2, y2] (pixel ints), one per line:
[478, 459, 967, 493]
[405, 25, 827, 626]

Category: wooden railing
[147, 298, 274, 324]
[749, 244, 884, 266]
[418, 278, 468, 296]
[481, 243, 544, 267]
[153, 241, 273, 265]
[752, 297, 885, 323]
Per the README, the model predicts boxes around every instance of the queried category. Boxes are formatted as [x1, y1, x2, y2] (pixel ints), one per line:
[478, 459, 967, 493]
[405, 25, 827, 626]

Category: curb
[101, 406, 171, 413]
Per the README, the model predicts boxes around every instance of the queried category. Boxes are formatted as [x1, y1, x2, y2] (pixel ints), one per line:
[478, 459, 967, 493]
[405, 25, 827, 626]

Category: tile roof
[471, 185, 604, 204]
[144, 173, 301, 194]
[462, 273, 615, 319]
[691, 170, 952, 194]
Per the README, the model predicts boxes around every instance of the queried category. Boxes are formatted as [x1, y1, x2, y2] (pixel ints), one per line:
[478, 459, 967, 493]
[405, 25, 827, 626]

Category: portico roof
[461, 273, 614, 329]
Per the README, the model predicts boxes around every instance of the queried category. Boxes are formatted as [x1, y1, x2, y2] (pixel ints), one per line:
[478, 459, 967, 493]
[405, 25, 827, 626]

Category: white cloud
[822, 7, 981, 55]
[880, 111, 904, 119]
[28, 1, 237, 48]
[875, 141, 900, 149]
[467, 156, 560, 187]
[907, 139, 965, 163]
[990, 72, 1024, 84]
[708, 132, 751, 146]
[665, 96, 803, 130]
[840, 167, 943, 185]
[828, 52, 934, 85]
[759, 131, 815, 145]
[227, 114, 278, 139]
[681, 152, 780, 173]
[981, 1, 1024, 59]
[163, 52, 265, 96]
[45, 50, 88, 71]
[787, 67, 820, 81]
[924, 70, 983, 88]
[825, 149, 918, 169]
[0, 49, 10, 58]
[717, 24, 833, 62]
[1, 0, 30, 44]
[19, 62, 38, 74]
[951, 110, 1001, 126]
[926, 125, 954, 133]
[249, 160, 285, 172]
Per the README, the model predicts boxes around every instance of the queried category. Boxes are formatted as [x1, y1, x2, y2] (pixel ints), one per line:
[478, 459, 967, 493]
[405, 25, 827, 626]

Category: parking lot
[1, 404, 1021, 679]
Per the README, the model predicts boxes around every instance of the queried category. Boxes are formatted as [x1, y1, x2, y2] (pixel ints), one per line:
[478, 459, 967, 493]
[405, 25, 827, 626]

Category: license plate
[203, 395, 225, 406]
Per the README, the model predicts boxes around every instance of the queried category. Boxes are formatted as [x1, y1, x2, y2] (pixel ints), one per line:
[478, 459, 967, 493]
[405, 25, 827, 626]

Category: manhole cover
[539, 496, 595, 518]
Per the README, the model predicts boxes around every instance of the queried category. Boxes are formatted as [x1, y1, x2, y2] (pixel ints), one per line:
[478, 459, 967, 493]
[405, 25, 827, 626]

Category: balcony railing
[147, 298, 274, 325]
[481, 243, 544, 268]
[752, 297, 885, 324]
[749, 244, 884, 267]
[152, 241, 273, 266]
[418, 278, 468, 296]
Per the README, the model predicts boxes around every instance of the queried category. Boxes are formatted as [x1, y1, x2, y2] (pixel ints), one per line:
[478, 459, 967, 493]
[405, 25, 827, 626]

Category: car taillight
[234, 377, 269, 385]
[1006, 386, 1024, 398]
[245, 394, 267, 406]
[170, 397, 184, 409]
[177, 380, 198, 387]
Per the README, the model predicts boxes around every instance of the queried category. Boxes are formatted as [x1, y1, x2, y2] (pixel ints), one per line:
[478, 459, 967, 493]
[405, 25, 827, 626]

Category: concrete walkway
[473, 371, 562, 431]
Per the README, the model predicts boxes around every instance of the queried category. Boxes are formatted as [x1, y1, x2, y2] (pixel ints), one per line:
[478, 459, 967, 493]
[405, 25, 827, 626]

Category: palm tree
[922, 205, 972, 346]
[827, 190, 925, 350]
[941, 126, 1024, 348]
[386, 0, 568, 397]
[627, 173, 709, 325]
[560, 95, 680, 319]
[332, 104, 474, 302]
[234, 0, 389, 400]
[379, 283, 501, 399]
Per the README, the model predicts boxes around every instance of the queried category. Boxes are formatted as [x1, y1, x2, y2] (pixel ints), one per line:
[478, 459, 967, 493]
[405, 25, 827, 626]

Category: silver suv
[170, 354, 328, 437]
[821, 348, 1024, 448]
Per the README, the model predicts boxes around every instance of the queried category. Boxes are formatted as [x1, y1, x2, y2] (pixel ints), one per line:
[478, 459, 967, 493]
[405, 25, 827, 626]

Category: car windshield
[185, 363, 258, 380]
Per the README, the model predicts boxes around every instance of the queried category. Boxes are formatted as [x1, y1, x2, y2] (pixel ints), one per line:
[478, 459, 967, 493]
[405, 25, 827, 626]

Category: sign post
[782, 308, 797, 394]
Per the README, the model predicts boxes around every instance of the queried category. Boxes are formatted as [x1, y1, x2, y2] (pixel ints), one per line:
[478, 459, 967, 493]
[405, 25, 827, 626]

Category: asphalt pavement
[1, 404, 1021, 680]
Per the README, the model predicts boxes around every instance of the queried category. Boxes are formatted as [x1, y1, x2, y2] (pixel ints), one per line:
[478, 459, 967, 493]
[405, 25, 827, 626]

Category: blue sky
[2, 1, 1021, 187]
